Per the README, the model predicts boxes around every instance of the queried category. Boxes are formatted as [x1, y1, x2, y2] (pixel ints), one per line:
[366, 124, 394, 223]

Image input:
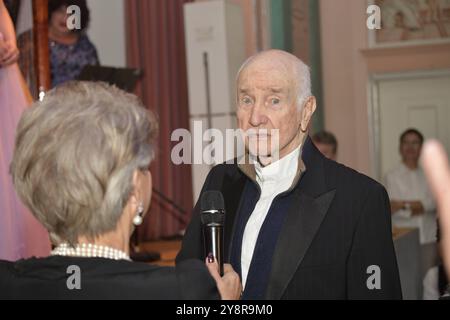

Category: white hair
[293, 60, 312, 109]
[236, 50, 312, 110]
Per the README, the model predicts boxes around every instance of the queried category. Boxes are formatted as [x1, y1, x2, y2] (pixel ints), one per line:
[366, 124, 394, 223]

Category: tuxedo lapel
[221, 168, 247, 262]
[266, 137, 336, 299]
[266, 188, 335, 299]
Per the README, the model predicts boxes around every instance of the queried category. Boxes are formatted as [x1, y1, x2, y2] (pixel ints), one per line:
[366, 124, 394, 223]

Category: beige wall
[87, 0, 126, 67]
[196, 0, 271, 57]
[319, 0, 450, 178]
[229, 0, 258, 56]
[292, 0, 311, 64]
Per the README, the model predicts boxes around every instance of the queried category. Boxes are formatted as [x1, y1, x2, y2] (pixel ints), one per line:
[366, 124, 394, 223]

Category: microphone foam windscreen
[200, 191, 225, 212]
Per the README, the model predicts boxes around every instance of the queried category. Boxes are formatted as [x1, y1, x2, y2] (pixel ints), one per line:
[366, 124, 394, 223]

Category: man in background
[312, 130, 338, 161]
[385, 129, 436, 244]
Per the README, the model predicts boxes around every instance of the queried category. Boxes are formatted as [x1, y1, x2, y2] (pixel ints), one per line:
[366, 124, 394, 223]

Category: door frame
[368, 68, 450, 180]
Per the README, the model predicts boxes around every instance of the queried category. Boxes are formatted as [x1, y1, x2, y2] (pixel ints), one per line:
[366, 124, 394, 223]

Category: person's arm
[390, 200, 404, 214]
[0, 0, 19, 67]
[422, 141, 450, 275]
[346, 183, 402, 299]
[386, 172, 425, 216]
[392, 200, 425, 216]
[175, 258, 241, 300]
[0, 0, 16, 40]
[408, 200, 425, 216]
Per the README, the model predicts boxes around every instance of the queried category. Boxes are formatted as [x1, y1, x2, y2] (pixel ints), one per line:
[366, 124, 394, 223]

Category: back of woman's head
[11, 81, 158, 245]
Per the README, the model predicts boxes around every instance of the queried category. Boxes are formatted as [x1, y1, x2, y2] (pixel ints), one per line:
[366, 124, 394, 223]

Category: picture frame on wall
[368, 0, 450, 48]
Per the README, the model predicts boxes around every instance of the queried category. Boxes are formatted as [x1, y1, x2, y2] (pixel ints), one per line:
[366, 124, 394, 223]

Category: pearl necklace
[51, 243, 131, 261]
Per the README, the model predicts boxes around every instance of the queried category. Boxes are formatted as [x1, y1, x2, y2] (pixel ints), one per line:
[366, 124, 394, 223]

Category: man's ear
[300, 96, 317, 131]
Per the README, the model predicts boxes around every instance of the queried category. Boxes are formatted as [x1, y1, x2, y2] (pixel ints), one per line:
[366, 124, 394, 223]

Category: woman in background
[48, 0, 99, 87]
[0, 0, 51, 261]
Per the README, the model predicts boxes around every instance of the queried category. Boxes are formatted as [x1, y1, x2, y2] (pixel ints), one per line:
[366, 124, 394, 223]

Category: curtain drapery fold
[126, 0, 193, 240]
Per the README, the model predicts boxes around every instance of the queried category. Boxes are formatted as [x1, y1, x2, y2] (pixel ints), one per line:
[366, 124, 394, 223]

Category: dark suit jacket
[0, 256, 219, 300]
[177, 137, 402, 299]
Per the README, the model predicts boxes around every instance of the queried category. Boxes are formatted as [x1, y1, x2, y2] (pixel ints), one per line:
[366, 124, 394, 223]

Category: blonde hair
[11, 81, 158, 245]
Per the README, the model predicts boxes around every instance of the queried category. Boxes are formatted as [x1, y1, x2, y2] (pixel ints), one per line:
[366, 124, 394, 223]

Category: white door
[374, 71, 450, 180]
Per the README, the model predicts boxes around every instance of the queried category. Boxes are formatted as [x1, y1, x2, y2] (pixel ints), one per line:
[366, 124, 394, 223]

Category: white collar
[255, 145, 301, 184]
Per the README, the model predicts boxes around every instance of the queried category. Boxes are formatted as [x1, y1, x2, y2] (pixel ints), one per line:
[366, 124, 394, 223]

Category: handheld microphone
[200, 191, 225, 276]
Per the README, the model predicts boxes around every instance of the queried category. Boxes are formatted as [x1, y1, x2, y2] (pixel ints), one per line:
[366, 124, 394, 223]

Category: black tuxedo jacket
[0, 256, 218, 300]
[177, 137, 402, 299]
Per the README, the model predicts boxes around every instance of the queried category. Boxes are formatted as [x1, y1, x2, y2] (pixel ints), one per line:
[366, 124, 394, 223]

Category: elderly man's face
[236, 62, 304, 162]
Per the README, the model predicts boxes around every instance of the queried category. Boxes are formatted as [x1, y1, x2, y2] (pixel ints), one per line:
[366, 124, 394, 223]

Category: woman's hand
[206, 256, 242, 300]
[0, 0, 20, 67]
[0, 37, 19, 68]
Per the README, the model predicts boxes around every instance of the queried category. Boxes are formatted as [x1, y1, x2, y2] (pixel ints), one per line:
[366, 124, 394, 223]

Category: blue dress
[50, 33, 99, 88]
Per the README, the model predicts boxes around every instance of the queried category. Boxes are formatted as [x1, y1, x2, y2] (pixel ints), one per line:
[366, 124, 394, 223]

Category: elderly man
[177, 50, 402, 299]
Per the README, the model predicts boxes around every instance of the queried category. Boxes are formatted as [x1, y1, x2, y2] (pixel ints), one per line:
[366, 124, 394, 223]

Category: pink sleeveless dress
[0, 49, 51, 261]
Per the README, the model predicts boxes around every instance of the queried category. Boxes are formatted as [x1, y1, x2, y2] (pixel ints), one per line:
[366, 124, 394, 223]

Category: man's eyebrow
[269, 88, 284, 94]
[238, 87, 285, 94]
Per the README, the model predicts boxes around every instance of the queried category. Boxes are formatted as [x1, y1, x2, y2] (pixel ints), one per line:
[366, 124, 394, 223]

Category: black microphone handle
[203, 224, 224, 276]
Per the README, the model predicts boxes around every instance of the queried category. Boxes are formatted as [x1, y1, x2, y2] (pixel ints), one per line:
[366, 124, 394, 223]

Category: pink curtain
[126, 0, 193, 240]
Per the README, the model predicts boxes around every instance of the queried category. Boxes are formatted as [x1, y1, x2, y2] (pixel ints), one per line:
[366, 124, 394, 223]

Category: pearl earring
[133, 202, 144, 226]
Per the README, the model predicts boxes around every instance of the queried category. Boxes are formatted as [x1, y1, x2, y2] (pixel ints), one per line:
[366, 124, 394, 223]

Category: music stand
[77, 65, 142, 93]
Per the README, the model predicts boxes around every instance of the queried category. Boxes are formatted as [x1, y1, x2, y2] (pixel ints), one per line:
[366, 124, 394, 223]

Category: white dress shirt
[385, 163, 436, 244]
[241, 145, 301, 288]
